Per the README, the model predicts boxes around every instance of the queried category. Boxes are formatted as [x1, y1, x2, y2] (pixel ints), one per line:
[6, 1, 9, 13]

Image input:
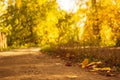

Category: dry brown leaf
[65, 62, 72, 66]
[106, 72, 116, 77]
[65, 53, 70, 58]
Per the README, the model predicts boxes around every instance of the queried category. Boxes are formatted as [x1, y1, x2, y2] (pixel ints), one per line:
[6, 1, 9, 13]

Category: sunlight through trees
[0, 0, 120, 49]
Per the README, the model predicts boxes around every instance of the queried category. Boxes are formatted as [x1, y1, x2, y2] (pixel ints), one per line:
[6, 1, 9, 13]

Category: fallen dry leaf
[81, 58, 89, 68]
[106, 72, 116, 77]
[65, 53, 70, 58]
[87, 61, 102, 67]
[65, 62, 72, 66]
[66, 75, 78, 79]
[92, 67, 111, 72]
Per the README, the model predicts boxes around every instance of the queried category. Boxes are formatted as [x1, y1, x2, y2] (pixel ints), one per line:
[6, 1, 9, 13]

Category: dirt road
[0, 48, 119, 80]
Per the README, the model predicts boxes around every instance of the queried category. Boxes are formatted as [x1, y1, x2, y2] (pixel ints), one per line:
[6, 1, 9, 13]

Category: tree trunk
[0, 32, 7, 50]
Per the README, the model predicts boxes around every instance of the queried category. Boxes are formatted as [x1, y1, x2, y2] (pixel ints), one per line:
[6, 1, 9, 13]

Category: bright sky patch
[57, 0, 78, 13]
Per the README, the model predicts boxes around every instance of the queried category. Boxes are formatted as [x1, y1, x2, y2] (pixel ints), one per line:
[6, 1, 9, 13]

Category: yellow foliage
[100, 23, 115, 46]
[8, 0, 13, 5]
[15, 19, 19, 24]
[37, 0, 47, 6]
[101, 0, 115, 7]
[16, 0, 22, 9]
[47, 12, 58, 23]
[20, 15, 26, 21]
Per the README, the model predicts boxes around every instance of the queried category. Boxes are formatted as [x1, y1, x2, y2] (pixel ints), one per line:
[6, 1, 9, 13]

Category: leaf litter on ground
[80, 58, 117, 77]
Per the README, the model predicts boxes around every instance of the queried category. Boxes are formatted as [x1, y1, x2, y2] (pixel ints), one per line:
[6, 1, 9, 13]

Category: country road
[0, 48, 119, 80]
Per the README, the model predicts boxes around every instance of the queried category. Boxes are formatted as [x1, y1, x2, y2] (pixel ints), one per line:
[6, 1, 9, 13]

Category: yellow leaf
[93, 68, 101, 71]
[87, 61, 102, 67]
[8, 0, 12, 5]
[82, 58, 89, 68]
[15, 19, 19, 24]
[16, 0, 22, 9]
[101, 67, 111, 71]
[87, 62, 96, 66]
[93, 67, 111, 71]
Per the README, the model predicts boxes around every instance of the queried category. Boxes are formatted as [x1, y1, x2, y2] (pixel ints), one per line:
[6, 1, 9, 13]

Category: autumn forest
[0, 0, 120, 48]
[0, 0, 120, 79]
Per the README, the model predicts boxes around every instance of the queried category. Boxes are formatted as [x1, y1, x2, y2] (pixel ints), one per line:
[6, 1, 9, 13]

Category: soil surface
[0, 48, 119, 80]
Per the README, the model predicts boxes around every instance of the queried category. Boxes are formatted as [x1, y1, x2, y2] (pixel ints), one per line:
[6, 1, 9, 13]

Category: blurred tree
[78, 0, 120, 46]
[2, 0, 60, 47]
[1, 0, 120, 48]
